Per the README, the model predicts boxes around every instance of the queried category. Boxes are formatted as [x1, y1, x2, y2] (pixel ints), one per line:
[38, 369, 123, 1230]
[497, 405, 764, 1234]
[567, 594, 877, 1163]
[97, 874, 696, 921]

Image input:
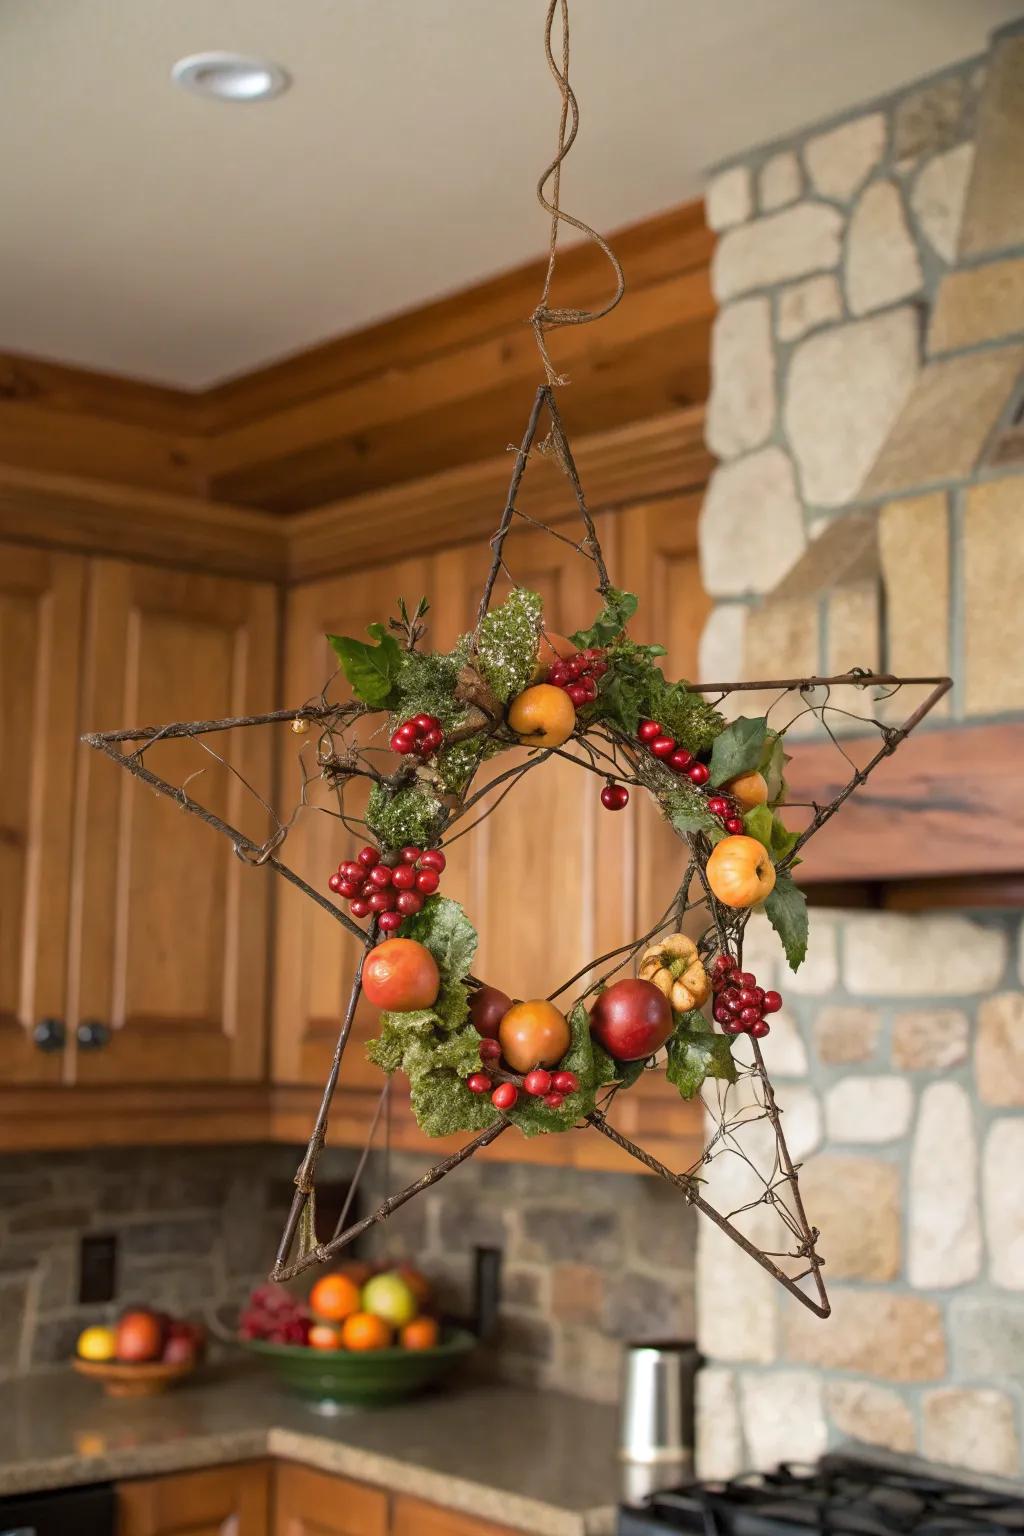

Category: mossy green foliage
[476, 588, 543, 703]
[366, 783, 446, 855]
[391, 641, 470, 733]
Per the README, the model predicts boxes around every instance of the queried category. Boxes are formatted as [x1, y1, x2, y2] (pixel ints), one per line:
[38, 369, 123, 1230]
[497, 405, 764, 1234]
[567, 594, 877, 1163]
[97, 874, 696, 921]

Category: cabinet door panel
[273, 1462, 388, 1536]
[117, 1461, 270, 1536]
[392, 1493, 519, 1536]
[0, 544, 83, 1083]
[273, 557, 430, 1085]
[71, 560, 276, 1083]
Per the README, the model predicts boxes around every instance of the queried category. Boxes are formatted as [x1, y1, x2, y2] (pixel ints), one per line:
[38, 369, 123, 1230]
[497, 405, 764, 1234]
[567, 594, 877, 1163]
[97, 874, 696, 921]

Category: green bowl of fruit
[238, 1264, 475, 1408]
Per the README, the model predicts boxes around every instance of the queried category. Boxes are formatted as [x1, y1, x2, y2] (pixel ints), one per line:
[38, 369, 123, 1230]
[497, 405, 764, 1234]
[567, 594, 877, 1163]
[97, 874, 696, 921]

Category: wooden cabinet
[0, 544, 84, 1084]
[273, 1463, 389, 1536]
[68, 559, 278, 1084]
[117, 1461, 271, 1536]
[391, 1494, 519, 1536]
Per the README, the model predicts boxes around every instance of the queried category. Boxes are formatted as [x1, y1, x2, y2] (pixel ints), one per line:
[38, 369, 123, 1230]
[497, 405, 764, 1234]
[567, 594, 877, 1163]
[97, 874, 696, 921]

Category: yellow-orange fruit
[706, 835, 777, 909]
[499, 999, 571, 1072]
[507, 684, 576, 748]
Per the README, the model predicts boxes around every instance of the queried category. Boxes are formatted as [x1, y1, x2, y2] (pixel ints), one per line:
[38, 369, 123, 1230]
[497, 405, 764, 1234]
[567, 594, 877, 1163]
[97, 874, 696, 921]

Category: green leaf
[760, 731, 790, 806]
[764, 872, 809, 972]
[328, 627, 403, 706]
[742, 804, 774, 851]
[410, 1069, 499, 1137]
[595, 666, 646, 735]
[709, 715, 768, 788]
[769, 812, 802, 864]
[401, 897, 478, 987]
[572, 588, 638, 649]
[665, 1011, 738, 1099]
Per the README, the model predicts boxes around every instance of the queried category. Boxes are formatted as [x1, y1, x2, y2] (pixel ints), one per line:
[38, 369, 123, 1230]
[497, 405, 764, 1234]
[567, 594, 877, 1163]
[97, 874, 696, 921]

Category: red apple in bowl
[115, 1309, 165, 1363]
[589, 978, 673, 1062]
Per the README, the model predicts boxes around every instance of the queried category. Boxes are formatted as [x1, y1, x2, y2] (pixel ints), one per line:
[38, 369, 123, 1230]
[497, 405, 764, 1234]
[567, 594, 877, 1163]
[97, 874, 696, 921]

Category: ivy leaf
[328, 626, 403, 706]
[665, 1011, 737, 1100]
[760, 731, 790, 806]
[742, 804, 774, 851]
[572, 588, 638, 649]
[770, 813, 802, 865]
[596, 667, 646, 735]
[708, 715, 768, 788]
[764, 872, 809, 972]
[401, 896, 477, 986]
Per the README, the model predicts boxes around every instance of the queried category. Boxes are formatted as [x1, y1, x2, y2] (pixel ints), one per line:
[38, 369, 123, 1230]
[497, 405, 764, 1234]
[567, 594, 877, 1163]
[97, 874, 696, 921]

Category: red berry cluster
[636, 719, 710, 785]
[329, 844, 445, 933]
[710, 954, 782, 1038]
[548, 647, 607, 709]
[467, 1056, 580, 1113]
[390, 713, 444, 758]
[705, 794, 745, 836]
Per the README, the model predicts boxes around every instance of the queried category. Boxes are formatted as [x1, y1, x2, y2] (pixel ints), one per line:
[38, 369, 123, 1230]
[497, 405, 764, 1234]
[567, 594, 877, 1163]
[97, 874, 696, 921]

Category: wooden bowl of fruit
[238, 1265, 474, 1408]
[73, 1310, 205, 1397]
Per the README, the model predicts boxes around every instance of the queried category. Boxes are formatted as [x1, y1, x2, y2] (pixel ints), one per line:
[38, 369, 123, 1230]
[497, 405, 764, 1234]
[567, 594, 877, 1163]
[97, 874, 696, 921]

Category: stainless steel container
[619, 1340, 699, 1464]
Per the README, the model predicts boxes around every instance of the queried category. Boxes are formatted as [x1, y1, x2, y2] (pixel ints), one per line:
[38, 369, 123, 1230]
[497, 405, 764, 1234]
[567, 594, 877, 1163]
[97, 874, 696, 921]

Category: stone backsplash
[0, 1142, 695, 1404]
[696, 20, 1024, 1483]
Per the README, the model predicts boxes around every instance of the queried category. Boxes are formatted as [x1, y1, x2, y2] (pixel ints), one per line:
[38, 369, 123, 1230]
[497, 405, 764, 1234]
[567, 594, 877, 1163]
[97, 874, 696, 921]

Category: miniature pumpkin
[637, 932, 710, 1013]
[706, 835, 776, 909]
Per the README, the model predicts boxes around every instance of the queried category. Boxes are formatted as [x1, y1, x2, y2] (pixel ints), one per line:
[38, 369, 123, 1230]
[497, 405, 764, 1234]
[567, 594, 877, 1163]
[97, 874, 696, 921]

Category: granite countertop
[0, 1366, 632, 1536]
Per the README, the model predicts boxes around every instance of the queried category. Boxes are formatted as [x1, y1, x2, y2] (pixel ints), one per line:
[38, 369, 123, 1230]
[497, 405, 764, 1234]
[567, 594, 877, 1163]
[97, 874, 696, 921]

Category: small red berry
[392, 863, 417, 890]
[549, 663, 570, 687]
[749, 1019, 771, 1038]
[687, 762, 710, 785]
[551, 1071, 578, 1094]
[418, 849, 446, 873]
[395, 891, 424, 916]
[377, 910, 403, 932]
[341, 861, 364, 882]
[368, 864, 393, 888]
[349, 899, 371, 918]
[566, 684, 589, 708]
[591, 660, 608, 677]
[739, 1007, 762, 1027]
[399, 845, 422, 864]
[542, 1092, 566, 1110]
[754, 987, 766, 1006]
[578, 676, 598, 702]
[638, 720, 663, 742]
[491, 1082, 518, 1111]
[358, 846, 379, 869]
[478, 1039, 502, 1062]
[739, 972, 757, 989]
[668, 748, 694, 773]
[720, 1016, 745, 1035]
[338, 879, 363, 899]
[713, 1002, 732, 1025]
[650, 736, 676, 759]
[523, 1069, 553, 1097]
[328, 872, 344, 893]
[724, 817, 745, 835]
[762, 991, 783, 1015]
[712, 954, 733, 974]
[421, 728, 444, 753]
[707, 797, 730, 817]
[722, 989, 743, 1013]
[367, 890, 395, 913]
[737, 987, 758, 1008]
[412, 714, 435, 734]
[467, 1074, 491, 1095]
[390, 731, 414, 754]
[601, 783, 629, 811]
[416, 868, 440, 894]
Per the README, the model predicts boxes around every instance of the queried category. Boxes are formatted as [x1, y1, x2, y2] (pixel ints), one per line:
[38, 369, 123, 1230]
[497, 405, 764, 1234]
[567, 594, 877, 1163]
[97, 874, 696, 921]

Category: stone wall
[0, 1142, 695, 1403]
[696, 24, 1024, 1482]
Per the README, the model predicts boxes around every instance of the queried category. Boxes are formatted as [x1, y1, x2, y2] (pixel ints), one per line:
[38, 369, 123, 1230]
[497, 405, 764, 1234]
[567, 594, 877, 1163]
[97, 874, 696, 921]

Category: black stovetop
[618, 1455, 1024, 1535]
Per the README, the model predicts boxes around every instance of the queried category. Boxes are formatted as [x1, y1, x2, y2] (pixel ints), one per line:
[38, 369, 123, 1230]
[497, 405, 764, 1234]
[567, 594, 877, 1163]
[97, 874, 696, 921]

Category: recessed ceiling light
[171, 52, 291, 103]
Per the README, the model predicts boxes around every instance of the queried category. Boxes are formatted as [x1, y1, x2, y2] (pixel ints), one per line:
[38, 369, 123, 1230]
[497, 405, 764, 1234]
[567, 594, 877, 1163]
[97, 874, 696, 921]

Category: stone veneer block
[984, 1119, 1024, 1289]
[776, 274, 842, 342]
[706, 165, 753, 231]
[862, 345, 1023, 499]
[785, 307, 920, 507]
[760, 151, 801, 211]
[825, 1380, 916, 1453]
[813, 1006, 881, 1065]
[952, 1297, 1024, 1380]
[826, 1077, 913, 1144]
[963, 477, 1024, 716]
[878, 493, 951, 721]
[739, 1372, 828, 1468]
[891, 1009, 968, 1070]
[786, 1289, 946, 1381]
[763, 1012, 808, 1077]
[911, 142, 975, 263]
[705, 297, 775, 459]
[922, 1388, 1021, 1478]
[740, 595, 819, 733]
[826, 580, 882, 732]
[844, 912, 1007, 996]
[784, 914, 839, 997]
[846, 181, 923, 316]
[928, 258, 1024, 352]
[797, 1155, 901, 1280]
[696, 1368, 744, 1479]
[976, 993, 1024, 1107]
[697, 604, 746, 698]
[959, 34, 1024, 257]
[893, 75, 966, 166]
[699, 448, 806, 596]
[772, 510, 880, 601]
[909, 1082, 981, 1288]
[712, 203, 843, 302]
[804, 113, 886, 201]
[696, 1224, 777, 1364]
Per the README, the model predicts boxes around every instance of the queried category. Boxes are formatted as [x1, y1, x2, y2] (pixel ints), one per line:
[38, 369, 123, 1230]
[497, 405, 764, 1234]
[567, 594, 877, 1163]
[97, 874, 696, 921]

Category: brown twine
[531, 0, 625, 386]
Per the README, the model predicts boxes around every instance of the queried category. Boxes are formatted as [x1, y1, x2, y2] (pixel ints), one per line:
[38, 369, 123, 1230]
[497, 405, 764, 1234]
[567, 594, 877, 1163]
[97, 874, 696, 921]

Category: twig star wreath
[84, 3, 950, 1319]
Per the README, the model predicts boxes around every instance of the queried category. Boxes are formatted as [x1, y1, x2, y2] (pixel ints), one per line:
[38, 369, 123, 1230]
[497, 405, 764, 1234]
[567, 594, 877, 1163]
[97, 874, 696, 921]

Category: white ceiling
[3, 0, 1022, 389]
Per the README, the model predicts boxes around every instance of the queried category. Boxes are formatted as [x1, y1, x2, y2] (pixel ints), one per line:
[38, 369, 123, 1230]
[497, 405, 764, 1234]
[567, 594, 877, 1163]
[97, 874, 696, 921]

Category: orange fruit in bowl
[308, 1323, 343, 1350]
[309, 1272, 362, 1323]
[507, 684, 575, 748]
[341, 1312, 393, 1351]
[400, 1316, 440, 1351]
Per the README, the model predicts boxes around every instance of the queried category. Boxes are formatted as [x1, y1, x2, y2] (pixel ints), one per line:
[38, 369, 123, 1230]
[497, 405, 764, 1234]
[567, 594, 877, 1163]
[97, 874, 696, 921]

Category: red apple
[115, 1309, 165, 1363]
[589, 979, 673, 1062]
[162, 1332, 198, 1367]
[469, 984, 513, 1040]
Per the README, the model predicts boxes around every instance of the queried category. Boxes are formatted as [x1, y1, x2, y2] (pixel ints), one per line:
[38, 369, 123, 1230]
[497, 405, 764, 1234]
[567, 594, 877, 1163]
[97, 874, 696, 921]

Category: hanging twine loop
[530, 0, 625, 386]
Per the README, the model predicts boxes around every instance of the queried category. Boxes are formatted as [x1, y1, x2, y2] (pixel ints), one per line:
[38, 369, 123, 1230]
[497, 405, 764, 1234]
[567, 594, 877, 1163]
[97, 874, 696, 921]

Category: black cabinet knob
[33, 1018, 66, 1052]
[76, 1021, 111, 1051]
